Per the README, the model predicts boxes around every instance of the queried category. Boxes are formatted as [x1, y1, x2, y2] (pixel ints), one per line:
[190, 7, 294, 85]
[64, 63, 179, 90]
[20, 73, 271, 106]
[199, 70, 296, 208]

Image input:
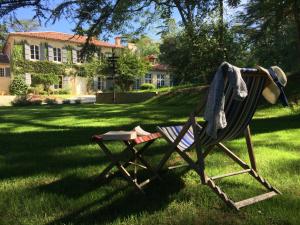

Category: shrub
[58, 88, 71, 95]
[140, 83, 155, 90]
[9, 76, 28, 96]
[45, 98, 57, 105]
[28, 85, 44, 95]
[75, 99, 82, 104]
[12, 96, 31, 106]
[11, 95, 43, 106]
[27, 95, 43, 105]
[62, 99, 71, 104]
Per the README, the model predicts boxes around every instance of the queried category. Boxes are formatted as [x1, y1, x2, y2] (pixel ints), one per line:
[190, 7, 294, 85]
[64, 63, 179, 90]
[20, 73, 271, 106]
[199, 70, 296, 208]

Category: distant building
[0, 31, 171, 95]
[134, 55, 171, 89]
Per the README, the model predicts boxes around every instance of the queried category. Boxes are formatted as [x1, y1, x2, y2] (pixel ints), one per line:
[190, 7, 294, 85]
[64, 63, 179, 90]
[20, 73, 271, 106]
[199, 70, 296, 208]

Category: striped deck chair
[156, 67, 281, 210]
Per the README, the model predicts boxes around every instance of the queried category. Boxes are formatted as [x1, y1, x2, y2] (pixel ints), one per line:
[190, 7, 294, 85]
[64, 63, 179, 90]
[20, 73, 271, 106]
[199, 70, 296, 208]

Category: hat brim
[256, 66, 281, 104]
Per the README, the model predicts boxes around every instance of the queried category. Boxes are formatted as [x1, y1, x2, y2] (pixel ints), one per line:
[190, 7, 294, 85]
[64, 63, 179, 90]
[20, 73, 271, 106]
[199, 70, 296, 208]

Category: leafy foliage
[31, 73, 59, 93]
[128, 35, 160, 57]
[140, 83, 155, 90]
[238, 0, 300, 72]
[116, 49, 151, 91]
[9, 76, 28, 96]
[160, 20, 247, 84]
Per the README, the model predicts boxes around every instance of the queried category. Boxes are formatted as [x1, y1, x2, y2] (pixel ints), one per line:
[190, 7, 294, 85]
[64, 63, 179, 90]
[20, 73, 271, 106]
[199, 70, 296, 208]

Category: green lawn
[0, 93, 300, 225]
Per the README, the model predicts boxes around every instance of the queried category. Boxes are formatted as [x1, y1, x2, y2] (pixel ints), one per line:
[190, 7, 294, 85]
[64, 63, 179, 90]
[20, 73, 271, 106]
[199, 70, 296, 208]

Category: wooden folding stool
[92, 132, 161, 192]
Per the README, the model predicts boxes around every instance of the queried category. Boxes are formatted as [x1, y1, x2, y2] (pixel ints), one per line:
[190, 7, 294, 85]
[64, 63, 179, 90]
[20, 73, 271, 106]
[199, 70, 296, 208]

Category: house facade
[0, 31, 171, 95]
[0, 54, 10, 95]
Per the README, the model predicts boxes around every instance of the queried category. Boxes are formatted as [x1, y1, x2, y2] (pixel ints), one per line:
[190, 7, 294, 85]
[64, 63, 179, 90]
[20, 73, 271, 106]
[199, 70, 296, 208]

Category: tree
[0, 24, 8, 49]
[115, 49, 150, 91]
[0, 1, 216, 47]
[239, 0, 300, 71]
[160, 21, 248, 84]
[9, 76, 28, 96]
[8, 19, 40, 32]
[125, 35, 160, 57]
[31, 73, 59, 94]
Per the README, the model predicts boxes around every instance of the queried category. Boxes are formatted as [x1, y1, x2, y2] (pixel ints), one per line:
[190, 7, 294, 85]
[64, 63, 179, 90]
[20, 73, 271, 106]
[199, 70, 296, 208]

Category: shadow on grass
[44, 172, 186, 225]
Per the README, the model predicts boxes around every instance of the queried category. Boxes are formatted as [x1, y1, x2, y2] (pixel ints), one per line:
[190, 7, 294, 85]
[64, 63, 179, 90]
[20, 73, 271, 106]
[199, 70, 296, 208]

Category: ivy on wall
[11, 42, 107, 78]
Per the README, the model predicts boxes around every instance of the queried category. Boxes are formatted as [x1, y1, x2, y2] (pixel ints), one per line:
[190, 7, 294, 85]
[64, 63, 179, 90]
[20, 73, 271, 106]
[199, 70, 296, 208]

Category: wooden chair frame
[156, 112, 281, 210]
[95, 139, 160, 193]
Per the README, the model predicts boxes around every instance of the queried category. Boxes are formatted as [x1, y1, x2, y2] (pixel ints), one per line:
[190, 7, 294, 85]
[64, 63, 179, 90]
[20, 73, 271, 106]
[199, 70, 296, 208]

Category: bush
[27, 85, 44, 95]
[12, 95, 43, 106]
[12, 96, 31, 106]
[27, 95, 43, 105]
[45, 98, 57, 105]
[75, 99, 82, 104]
[62, 99, 71, 104]
[58, 88, 71, 95]
[140, 83, 155, 90]
[9, 76, 28, 96]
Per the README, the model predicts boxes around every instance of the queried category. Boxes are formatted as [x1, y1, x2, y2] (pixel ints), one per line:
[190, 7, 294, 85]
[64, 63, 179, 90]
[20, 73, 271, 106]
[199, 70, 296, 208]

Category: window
[134, 79, 141, 90]
[54, 76, 63, 89]
[145, 74, 152, 84]
[157, 74, 165, 88]
[76, 50, 83, 63]
[0, 68, 4, 77]
[53, 48, 62, 62]
[105, 52, 112, 58]
[97, 77, 105, 90]
[30, 45, 39, 60]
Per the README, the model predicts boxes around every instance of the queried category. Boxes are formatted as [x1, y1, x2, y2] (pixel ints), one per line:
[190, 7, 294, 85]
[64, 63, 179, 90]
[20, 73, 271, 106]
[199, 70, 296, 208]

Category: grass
[0, 91, 300, 225]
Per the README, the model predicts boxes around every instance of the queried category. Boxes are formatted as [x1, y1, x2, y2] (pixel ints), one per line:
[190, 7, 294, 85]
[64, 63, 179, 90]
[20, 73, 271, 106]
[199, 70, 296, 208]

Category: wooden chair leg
[98, 142, 143, 192]
[244, 126, 257, 171]
[191, 115, 206, 184]
[124, 141, 161, 180]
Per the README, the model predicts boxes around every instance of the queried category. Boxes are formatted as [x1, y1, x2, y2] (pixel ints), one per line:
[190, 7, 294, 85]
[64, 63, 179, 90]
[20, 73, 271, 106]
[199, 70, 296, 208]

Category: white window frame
[97, 77, 105, 90]
[53, 47, 62, 62]
[145, 74, 152, 84]
[0, 68, 5, 77]
[30, 45, 40, 60]
[157, 74, 165, 88]
[134, 79, 141, 90]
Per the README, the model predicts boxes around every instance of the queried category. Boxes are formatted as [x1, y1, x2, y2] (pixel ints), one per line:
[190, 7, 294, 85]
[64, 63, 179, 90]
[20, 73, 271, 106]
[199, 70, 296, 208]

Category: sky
[10, 1, 247, 44]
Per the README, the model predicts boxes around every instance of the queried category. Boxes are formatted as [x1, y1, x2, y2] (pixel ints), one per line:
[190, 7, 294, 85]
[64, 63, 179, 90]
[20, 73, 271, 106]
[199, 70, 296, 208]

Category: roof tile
[9, 31, 123, 48]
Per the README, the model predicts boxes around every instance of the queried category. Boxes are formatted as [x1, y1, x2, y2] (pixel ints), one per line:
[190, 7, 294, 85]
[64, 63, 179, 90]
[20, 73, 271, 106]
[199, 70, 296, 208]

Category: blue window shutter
[5, 68, 10, 77]
[72, 49, 77, 63]
[48, 45, 54, 61]
[62, 48, 67, 63]
[40, 43, 45, 60]
[94, 77, 98, 90]
[24, 44, 30, 60]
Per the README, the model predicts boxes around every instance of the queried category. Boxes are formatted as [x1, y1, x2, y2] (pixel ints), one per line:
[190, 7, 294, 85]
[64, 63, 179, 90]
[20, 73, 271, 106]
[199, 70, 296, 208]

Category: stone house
[0, 31, 171, 95]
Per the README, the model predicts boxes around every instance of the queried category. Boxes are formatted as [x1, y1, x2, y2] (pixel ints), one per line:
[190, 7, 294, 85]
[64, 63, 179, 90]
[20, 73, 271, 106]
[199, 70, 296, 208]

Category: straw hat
[256, 66, 287, 104]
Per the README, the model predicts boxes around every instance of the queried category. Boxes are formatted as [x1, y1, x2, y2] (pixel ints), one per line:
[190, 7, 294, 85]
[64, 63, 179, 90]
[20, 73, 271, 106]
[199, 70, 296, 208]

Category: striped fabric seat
[158, 68, 266, 150]
[156, 67, 282, 210]
[159, 125, 195, 151]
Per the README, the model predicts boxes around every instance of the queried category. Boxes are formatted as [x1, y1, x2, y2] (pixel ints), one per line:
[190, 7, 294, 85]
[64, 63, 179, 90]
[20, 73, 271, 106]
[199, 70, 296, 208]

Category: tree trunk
[293, 0, 300, 65]
[219, 0, 225, 60]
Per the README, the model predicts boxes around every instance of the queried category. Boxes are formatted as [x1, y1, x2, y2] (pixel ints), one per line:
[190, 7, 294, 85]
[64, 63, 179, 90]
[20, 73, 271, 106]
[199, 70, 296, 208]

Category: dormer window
[30, 45, 39, 60]
[53, 48, 62, 62]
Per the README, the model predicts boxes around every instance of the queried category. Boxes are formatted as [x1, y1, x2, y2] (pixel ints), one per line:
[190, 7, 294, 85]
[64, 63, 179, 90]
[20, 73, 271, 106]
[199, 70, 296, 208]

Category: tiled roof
[151, 63, 168, 71]
[8, 31, 123, 48]
[0, 54, 9, 64]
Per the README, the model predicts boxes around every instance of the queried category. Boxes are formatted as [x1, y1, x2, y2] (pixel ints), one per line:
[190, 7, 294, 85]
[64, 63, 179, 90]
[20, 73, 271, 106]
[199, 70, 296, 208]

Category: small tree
[32, 73, 59, 94]
[116, 50, 150, 91]
[9, 76, 28, 96]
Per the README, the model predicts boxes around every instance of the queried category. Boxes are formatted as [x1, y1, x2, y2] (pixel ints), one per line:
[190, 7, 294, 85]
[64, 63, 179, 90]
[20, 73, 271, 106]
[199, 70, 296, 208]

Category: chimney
[114, 36, 121, 46]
